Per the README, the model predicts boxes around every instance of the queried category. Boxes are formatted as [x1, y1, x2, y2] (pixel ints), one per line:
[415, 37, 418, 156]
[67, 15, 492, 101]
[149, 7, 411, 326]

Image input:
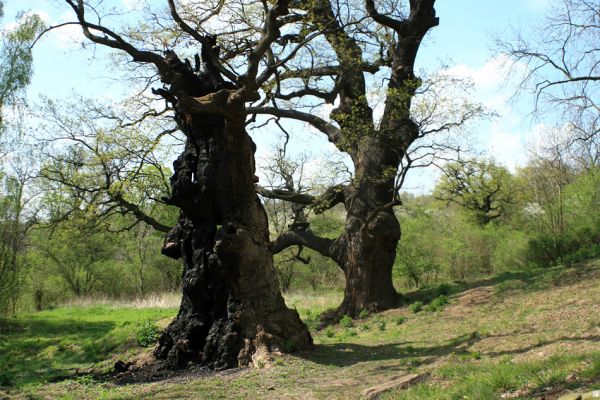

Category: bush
[0, 372, 12, 387]
[324, 327, 335, 338]
[395, 316, 407, 325]
[344, 328, 357, 337]
[339, 314, 354, 328]
[409, 301, 423, 313]
[136, 319, 160, 347]
[358, 309, 370, 319]
[437, 283, 451, 296]
[425, 295, 449, 312]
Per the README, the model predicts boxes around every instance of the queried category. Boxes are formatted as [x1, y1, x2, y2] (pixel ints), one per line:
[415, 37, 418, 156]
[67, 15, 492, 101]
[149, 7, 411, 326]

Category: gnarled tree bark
[262, 0, 439, 320]
[154, 51, 312, 370]
[60, 0, 312, 370]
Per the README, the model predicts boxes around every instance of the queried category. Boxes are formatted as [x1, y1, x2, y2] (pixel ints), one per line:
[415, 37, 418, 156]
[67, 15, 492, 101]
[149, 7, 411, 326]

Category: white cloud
[487, 127, 527, 171]
[440, 56, 533, 170]
[49, 23, 86, 49]
[122, 0, 144, 11]
[445, 56, 507, 91]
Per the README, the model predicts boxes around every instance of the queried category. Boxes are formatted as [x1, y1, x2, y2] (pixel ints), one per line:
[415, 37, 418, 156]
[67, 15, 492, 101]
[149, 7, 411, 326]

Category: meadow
[1, 259, 599, 399]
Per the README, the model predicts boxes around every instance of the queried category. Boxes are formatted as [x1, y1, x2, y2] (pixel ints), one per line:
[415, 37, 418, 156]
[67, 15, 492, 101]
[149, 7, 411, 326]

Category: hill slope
[2, 259, 600, 399]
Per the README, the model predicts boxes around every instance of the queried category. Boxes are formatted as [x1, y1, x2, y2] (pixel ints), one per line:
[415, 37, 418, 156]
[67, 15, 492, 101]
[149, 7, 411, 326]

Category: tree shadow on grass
[0, 315, 118, 388]
[301, 331, 483, 368]
[300, 332, 600, 370]
[483, 334, 600, 358]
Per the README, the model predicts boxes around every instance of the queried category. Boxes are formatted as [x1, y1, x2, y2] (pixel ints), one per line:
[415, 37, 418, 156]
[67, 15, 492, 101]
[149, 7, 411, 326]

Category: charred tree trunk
[155, 52, 311, 370]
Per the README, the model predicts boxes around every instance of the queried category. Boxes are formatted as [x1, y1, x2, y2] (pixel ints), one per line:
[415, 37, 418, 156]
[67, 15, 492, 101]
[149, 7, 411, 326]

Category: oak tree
[53, 0, 314, 370]
[255, 0, 479, 319]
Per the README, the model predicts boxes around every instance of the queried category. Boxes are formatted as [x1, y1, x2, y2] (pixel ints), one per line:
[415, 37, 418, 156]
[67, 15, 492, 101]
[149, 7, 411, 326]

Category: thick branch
[112, 194, 171, 233]
[166, 0, 238, 83]
[365, 0, 404, 31]
[247, 106, 340, 143]
[271, 229, 336, 262]
[257, 184, 345, 213]
[244, 0, 291, 92]
[256, 185, 315, 205]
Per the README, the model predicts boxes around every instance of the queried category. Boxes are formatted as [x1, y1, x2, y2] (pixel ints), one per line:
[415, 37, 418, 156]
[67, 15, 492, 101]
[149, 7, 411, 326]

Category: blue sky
[3, 0, 553, 193]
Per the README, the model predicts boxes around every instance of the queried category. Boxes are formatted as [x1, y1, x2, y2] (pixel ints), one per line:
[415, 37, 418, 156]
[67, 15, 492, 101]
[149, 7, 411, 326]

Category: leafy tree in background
[35, 216, 117, 297]
[519, 157, 571, 264]
[434, 159, 517, 226]
[518, 153, 600, 265]
[0, 4, 44, 316]
[0, 170, 30, 316]
[563, 167, 600, 253]
[0, 3, 44, 130]
[37, 97, 177, 233]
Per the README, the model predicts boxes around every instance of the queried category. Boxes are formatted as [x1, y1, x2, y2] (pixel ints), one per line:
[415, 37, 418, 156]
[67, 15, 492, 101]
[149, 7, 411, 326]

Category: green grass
[0, 306, 176, 390]
[386, 353, 600, 399]
[2, 259, 600, 399]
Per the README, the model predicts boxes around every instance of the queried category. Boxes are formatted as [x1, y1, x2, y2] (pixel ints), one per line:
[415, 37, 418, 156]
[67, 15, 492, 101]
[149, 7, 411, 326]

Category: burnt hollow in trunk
[155, 52, 311, 370]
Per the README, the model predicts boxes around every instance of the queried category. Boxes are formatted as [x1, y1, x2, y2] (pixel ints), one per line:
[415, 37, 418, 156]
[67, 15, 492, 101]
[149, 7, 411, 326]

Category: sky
[2, 0, 554, 194]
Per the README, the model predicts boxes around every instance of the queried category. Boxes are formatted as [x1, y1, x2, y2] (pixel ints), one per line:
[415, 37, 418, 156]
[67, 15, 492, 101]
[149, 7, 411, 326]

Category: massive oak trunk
[320, 1, 438, 320]
[334, 139, 403, 317]
[239, 0, 438, 322]
[155, 53, 311, 370]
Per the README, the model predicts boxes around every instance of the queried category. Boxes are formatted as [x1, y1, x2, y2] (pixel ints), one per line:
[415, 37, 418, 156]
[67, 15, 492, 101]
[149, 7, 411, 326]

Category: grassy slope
[2, 259, 600, 399]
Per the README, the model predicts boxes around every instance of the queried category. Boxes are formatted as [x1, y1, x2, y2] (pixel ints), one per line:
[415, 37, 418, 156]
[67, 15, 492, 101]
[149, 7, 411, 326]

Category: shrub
[339, 314, 354, 328]
[358, 309, 370, 319]
[437, 283, 451, 296]
[409, 301, 423, 313]
[395, 316, 407, 325]
[425, 295, 449, 312]
[0, 372, 12, 387]
[136, 319, 160, 347]
[345, 328, 357, 337]
[458, 350, 481, 360]
[324, 327, 335, 338]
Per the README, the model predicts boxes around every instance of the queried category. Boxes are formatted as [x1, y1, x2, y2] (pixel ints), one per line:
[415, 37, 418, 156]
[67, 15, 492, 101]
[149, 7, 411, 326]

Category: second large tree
[255, 0, 441, 318]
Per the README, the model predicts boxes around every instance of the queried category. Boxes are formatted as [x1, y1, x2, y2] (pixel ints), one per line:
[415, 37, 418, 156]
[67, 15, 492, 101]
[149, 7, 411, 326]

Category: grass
[1, 259, 600, 399]
[59, 292, 181, 309]
[0, 305, 177, 391]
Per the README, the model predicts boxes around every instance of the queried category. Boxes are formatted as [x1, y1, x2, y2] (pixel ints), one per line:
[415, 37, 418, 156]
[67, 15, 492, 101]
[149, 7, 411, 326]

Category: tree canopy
[0, 5, 44, 130]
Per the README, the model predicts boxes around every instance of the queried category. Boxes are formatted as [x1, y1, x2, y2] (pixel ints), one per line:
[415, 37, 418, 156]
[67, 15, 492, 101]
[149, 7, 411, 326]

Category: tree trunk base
[318, 291, 402, 328]
[155, 222, 313, 370]
[155, 304, 312, 370]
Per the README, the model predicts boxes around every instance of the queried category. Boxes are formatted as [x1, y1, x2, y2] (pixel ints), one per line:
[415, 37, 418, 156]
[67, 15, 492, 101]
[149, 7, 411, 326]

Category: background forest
[1, 139, 598, 314]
